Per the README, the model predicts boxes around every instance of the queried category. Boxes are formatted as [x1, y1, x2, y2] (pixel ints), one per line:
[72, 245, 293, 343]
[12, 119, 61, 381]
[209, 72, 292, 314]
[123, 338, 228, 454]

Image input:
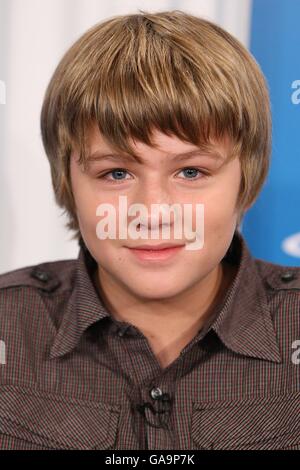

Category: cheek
[201, 171, 241, 234]
[70, 168, 100, 233]
[70, 159, 116, 250]
[74, 186, 95, 229]
[75, 188, 122, 249]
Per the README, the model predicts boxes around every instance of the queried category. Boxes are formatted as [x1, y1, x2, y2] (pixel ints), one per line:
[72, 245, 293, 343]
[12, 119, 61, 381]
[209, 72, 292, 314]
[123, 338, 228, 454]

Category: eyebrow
[86, 148, 224, 164]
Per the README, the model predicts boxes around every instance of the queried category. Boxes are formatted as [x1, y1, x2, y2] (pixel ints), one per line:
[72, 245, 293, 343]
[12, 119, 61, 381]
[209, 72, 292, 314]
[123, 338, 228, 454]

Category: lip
[127, 243, 185, 250]
[126, 244, 185, 262]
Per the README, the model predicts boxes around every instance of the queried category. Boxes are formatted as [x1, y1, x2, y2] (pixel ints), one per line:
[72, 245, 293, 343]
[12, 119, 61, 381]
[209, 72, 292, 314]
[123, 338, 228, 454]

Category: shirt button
[150, 387, 163, 400]
[117, 327, 127, 337]
[280, 271, 296, 282]
[30, 269, 50, 282]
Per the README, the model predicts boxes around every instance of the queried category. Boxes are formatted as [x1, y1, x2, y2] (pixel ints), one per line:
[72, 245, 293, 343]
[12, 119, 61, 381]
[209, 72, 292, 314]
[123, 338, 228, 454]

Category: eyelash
[96, 167, 209, 184]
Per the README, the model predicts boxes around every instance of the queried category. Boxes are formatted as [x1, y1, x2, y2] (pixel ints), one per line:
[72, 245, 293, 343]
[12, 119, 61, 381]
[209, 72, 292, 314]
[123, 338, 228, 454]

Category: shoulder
[0, 257, 77, 294]
[253, 258, 300, 363]
[254, 257, 300, 331]
[254, 257, 300, 293]
[0, 259, 78, 363]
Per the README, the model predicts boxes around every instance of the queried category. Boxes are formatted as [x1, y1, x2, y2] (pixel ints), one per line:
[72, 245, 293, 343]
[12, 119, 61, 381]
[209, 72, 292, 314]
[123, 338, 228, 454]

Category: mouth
[126, 243, 185, 262]
[127, 243, 185, 250]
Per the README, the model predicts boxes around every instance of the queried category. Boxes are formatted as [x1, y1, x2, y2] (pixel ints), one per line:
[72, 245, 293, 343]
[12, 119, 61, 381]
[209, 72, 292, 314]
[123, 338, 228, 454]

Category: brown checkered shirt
[0, 230, 300, 450]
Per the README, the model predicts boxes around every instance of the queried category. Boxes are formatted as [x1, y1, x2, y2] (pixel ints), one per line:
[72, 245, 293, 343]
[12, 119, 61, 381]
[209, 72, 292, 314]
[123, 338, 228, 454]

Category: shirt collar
[211, 231, 282, 363]
[49, 231, 282, 363]
[49, 243, 110, 359]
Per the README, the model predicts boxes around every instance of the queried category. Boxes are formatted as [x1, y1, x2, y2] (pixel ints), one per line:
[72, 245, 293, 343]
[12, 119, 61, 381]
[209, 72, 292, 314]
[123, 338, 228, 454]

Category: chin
[127, 282, 187, 300]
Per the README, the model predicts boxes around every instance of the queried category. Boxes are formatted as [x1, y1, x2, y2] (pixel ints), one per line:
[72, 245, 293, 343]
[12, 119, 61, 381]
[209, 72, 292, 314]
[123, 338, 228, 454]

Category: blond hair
[40, 10, 272, 242]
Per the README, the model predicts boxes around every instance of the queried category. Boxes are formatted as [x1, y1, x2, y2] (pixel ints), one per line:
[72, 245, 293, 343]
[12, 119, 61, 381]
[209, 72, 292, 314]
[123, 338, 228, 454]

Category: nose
[130, 180, 178, 233]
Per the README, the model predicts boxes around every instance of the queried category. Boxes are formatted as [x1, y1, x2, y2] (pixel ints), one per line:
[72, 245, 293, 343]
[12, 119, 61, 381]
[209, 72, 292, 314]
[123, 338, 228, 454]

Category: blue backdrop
[241, 0, 300, 266]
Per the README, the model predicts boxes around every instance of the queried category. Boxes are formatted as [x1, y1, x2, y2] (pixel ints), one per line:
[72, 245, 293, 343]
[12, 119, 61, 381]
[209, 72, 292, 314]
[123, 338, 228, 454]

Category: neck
[92, 260, 236, 368]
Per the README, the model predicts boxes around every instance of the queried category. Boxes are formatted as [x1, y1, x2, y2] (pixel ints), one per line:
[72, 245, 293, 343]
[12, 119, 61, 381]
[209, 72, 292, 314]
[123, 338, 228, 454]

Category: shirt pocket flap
[0, 385, 120, 449]
[192, 392, 300, 450]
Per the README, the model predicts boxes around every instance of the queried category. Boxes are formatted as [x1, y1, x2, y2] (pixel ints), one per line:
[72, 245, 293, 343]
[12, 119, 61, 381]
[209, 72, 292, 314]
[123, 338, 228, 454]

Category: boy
[0, 10, 300, 450]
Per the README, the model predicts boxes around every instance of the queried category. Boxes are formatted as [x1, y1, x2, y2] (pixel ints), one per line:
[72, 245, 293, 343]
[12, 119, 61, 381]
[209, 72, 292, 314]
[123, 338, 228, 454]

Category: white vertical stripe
[215, 0, 252, 47]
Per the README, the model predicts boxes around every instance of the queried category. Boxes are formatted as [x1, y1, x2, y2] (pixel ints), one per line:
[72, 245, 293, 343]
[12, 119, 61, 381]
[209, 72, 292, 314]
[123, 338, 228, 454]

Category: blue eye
[182, 168, 198, 178]
[178, 167, 206, 180]
[99, 169, 130, 182]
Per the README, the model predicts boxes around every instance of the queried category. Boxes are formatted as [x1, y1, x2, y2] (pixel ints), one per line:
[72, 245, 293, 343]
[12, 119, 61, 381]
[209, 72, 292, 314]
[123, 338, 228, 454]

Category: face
[70, 124, 242, 301]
